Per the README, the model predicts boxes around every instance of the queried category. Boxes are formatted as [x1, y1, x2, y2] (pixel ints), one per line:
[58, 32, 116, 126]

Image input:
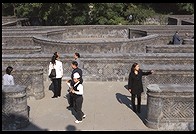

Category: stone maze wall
[2, 25, 194, 100]
[2, 16, 194, 131]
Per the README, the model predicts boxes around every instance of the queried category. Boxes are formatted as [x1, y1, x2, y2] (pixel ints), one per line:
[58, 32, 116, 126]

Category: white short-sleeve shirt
[3, 74, 15, 85]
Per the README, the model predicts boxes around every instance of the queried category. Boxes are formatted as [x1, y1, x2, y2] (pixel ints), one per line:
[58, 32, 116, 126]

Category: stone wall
[2, 25, 194, 99]
[2, 53, 194, 86]
[167, 15, 194, 25]
[2, 66, 45, 100]
[2, 85, 29, 130]
[2, 25, 194, 45]
[145, 84, 194, 131]
[146, 45, 194, 53]
[2, 45, 42, 54]
[33, 34, 159, 54]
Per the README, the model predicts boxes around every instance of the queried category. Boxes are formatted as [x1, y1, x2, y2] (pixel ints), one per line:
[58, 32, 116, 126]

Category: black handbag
[49, 65, 56, 78]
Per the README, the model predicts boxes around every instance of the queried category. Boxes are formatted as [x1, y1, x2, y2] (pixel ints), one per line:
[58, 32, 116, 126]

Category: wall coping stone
[147, 84, 194, 93]
[2, 85, 27, 93]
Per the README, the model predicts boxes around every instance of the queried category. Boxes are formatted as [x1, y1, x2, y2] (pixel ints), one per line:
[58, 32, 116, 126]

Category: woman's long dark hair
[51, 52, 58, 65]
[131, 63, 138, 73]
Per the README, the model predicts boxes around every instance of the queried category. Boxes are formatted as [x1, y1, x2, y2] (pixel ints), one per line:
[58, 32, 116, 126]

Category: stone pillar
[31, 68, 45, 100]
[2, 85, 29, 130]
[145, 84, 194, 131]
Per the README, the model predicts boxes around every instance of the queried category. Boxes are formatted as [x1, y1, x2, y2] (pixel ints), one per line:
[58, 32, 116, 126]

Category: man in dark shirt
[66, 61, 83, 109]
[172, 31, 181, 44]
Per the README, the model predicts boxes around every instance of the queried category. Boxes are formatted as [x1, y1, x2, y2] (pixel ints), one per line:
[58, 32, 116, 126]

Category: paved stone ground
[19, 81, 157, 131]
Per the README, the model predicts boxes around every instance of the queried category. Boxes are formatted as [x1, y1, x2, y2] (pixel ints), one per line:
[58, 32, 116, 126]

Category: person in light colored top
[3, 66, 14, 85]
[74, 52, 83, 69]
[48, 52, 63, 98]
[66, 61, 83, 109]
[70, 72, 86, 123]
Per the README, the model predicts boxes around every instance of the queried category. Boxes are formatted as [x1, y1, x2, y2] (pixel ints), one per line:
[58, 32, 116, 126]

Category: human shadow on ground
[65, 125, 77, 131]
[63, 93, 78, 121]
[115, 85, 148, 124]
[2, 111, 48, 131]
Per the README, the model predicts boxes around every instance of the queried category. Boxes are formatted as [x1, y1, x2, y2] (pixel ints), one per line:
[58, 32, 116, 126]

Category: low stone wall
[167, 15, 194, 25]
[2, 66, 45, 100]
[2, 85, 29, 130]
[2, 46, 42, 54]
[2, 36, 35, 46]
[33, 34, 160, 54]
[182, 39, 194, 45]
[2, 53, 194, 86]
[2, 25, 194, 46]
[145, 84, 194, 131]
[146, 45, 194, 53]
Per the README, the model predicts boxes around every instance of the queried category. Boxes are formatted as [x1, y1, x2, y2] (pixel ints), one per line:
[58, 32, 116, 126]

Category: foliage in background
[2, 3, 194, 26]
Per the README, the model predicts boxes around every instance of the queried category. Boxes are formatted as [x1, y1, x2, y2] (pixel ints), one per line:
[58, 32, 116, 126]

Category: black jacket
[172, 33, 181, 44]
[128, 69, 152, 95]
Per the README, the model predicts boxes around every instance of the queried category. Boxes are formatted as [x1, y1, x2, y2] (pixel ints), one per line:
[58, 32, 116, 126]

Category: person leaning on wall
[3, 66, 15, 85]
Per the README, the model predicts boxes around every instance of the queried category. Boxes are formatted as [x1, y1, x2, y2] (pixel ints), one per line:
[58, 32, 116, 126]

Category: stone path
[19, 81, 157, 131]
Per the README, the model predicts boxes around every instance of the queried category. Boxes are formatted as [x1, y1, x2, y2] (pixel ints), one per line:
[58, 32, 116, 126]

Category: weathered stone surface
[146, 84, 194, 131]
[2, 66, 45, 100]
[2, 85, 29, 130]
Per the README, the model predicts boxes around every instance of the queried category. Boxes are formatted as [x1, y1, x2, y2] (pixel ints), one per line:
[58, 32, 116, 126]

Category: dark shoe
[137, 109, 141, 113]
[52, 96, 57, 98]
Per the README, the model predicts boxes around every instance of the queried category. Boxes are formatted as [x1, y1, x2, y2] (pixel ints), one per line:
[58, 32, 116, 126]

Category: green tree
[2, 3, 20, 16]
[123, 3, 156, 24]
[177, 3, 194, 14]
[91, 3, 128, 25]
[2, 3, 194, 25]
[67, 3, 90, 25]
[15, 3, 73, 25]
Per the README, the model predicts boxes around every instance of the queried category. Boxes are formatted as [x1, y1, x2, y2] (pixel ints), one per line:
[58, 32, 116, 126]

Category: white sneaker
[83, 114, 86, 118]
[75, 120, 82, 123]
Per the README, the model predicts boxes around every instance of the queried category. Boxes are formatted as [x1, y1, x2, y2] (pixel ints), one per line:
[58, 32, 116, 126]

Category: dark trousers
[131, 94, 141, 113]
[52, 78, 62, 97]
[68, 92, 75, 107]
[75, 95, 84, 121]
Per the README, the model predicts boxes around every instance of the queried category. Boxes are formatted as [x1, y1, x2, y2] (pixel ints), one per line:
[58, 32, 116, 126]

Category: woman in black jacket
[128, 63, 154, 113]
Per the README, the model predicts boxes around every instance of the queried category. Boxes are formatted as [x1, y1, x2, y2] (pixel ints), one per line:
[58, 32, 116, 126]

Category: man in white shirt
[70, 72, 86, 123]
